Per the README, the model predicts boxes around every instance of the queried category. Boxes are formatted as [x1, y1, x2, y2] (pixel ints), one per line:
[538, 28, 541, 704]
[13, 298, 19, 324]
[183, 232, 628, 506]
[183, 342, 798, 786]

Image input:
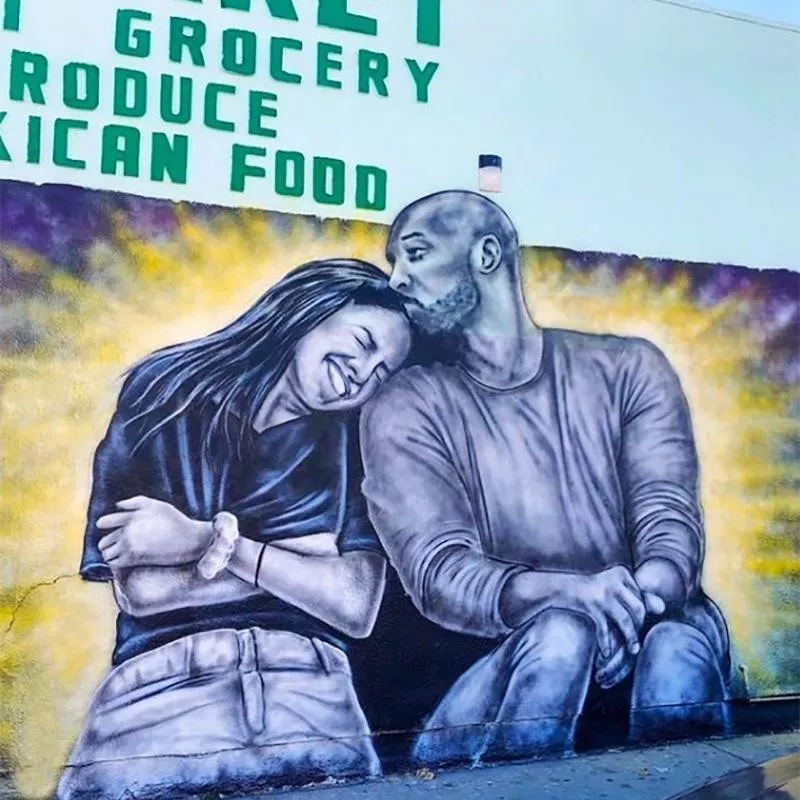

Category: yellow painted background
[0, 209, 798, 797]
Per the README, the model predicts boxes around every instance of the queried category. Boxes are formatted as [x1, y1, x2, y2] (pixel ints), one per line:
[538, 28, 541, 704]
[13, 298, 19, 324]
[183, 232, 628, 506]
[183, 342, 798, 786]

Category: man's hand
[501, 565, 669, 660]
[594, 591, 666, 688]
[555, 566, 650, 659]
[635, 558, 686, 611]
[97, 496, 213, 568]
[594, 567, 671, 690]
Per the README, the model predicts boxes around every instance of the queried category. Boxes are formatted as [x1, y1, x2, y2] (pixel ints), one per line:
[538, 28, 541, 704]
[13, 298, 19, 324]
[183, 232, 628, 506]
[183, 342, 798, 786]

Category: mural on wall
[0, 181, 797, 799]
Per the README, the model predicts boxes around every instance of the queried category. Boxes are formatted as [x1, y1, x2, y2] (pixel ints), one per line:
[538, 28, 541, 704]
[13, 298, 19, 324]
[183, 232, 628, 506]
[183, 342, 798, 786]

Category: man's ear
[471, 234, 503, 275]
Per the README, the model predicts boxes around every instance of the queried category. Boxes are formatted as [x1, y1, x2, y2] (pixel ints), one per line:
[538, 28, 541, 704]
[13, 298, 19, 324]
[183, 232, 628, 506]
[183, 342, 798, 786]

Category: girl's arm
[111, 539, 386, 638]
[100, 497, 385, 634]
[111, 563, 262, 617]
[96, 498, 260, 616]
[227, 537, 386, 639]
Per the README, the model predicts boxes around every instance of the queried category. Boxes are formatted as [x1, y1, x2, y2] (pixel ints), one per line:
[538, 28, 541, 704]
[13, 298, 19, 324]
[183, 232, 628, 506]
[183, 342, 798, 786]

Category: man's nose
[389, 265, 410, 293]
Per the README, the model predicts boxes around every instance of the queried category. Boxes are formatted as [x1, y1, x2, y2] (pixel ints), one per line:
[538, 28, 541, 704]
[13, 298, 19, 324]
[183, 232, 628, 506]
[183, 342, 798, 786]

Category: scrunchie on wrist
[197, 512, 240, 580]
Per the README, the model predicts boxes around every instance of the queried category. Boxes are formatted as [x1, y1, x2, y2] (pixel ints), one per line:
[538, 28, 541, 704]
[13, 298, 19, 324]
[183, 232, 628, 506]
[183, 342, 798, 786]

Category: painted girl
[58, 259, 412, 799]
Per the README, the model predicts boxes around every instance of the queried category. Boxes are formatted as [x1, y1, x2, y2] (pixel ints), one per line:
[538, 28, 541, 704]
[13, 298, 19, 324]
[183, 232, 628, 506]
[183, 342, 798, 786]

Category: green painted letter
[115, 9, 152, 58]
[169, 17, 206, 66]
[248, 91, 278, 138]
[26, 114, 40, 163]
[317, 42, 343, 89]
[3, 0, 21, 31]
[405, 59, 438, 103]
[416, 0, 440, 46]
[151, 132, 188, 184]
[101, 124, 141, 177]
[221, 0, 298, 20]
[53, 118, 88, 169]
[313, 156, 345, 205]
[222, 29, 257, 76]
[63, 63, 100, 111]
[113, 68, 147, 118]
[318, 0, 376, 36]
[0, 112, 10, 161]
[270, 38, 302, 84]
[358, 50, 388, 96]
[355, 164, 386, 210]
[231, 144, 266, 191]
[160, 74, 193, 124]
[204, 83, 236, 131]
[275, 150, 305, 196]
[9, 50, 47, 104]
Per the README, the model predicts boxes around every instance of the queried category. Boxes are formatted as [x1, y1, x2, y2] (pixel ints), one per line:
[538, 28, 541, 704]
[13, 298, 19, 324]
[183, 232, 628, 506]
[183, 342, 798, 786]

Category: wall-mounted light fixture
[478, 154, 503, 193]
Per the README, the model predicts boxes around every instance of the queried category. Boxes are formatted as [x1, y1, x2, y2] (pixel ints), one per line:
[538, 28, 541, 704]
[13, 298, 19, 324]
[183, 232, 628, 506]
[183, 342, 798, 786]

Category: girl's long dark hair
[122, 258, 405, 459]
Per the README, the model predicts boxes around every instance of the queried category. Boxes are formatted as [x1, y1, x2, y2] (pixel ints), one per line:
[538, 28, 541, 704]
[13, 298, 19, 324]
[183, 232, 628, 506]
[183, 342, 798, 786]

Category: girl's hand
[97, 496, 213, 568]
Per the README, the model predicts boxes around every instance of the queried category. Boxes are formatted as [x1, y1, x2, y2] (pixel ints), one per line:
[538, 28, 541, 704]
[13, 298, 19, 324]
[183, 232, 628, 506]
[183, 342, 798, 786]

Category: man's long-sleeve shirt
[360, 329, 708, 640]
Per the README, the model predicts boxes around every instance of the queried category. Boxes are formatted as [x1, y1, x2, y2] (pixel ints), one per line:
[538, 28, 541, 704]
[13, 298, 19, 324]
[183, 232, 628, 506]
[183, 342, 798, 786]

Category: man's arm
[620, 339, 705, 610]
[361, 378, 549, 640]
[361, 377, 649, 656]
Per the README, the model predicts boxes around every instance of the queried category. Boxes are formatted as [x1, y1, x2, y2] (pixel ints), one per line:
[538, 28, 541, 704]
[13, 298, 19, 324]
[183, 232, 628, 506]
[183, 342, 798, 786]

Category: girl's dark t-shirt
[80, 383, 382, 666]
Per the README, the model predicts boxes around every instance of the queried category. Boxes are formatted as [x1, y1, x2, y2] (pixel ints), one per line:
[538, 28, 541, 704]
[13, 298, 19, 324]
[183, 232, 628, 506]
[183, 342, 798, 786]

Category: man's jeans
[57, 628, 381, 800]
[414, 598, 732, 766]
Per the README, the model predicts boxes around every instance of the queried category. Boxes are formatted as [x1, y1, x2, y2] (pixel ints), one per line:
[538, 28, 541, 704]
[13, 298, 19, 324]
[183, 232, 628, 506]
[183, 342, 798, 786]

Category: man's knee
[640, 621, 715, 669]
[634, 620, 726, 705]
[631, 621, 730, 740]
[510, 608, 596, 669]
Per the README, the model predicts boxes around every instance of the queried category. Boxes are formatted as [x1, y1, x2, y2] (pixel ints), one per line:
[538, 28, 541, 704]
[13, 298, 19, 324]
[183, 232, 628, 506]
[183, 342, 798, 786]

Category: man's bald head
[385, 191, 523, 335]
[388, 191, 521, 275]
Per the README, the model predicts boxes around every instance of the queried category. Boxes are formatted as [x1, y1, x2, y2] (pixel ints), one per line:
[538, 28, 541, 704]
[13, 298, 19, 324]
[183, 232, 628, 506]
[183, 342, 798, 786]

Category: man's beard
[409, 273, 479, 336]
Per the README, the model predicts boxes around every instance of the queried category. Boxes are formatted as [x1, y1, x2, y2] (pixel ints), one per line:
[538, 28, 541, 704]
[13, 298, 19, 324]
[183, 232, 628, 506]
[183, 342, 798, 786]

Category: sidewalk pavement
[237, 732, 799, 800]
[0, 732, 796, 799]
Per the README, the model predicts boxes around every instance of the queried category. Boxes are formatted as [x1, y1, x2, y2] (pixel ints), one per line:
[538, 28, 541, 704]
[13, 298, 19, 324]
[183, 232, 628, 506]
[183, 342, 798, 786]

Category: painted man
[359, 190, 732, 765]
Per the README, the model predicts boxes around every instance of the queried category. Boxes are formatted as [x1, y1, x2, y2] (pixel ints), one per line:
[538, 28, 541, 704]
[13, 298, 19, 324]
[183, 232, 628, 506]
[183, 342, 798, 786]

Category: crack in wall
[1, 573, 79, 643]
